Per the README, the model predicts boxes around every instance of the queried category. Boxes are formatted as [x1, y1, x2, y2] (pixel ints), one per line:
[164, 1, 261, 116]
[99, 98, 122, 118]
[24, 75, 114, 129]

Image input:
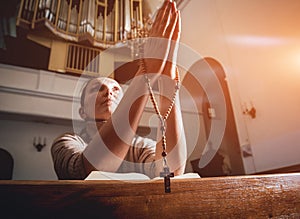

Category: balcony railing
[65, 43, 101, 75]
[17, 0, 143, 49]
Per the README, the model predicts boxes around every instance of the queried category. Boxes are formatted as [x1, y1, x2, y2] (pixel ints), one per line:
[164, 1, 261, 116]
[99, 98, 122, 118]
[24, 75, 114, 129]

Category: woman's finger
[150, 1, 172, 37]
[162, 10, 181, 79]
[163, 3, 178, 39]
[171, 10, 181, 41]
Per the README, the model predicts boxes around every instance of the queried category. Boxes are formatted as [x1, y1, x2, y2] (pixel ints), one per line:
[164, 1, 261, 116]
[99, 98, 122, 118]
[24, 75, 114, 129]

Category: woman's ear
[79, 107, 87, 120]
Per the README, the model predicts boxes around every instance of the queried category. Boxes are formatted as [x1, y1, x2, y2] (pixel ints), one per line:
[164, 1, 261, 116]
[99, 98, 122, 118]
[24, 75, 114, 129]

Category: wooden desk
[1, 173, 300, 218]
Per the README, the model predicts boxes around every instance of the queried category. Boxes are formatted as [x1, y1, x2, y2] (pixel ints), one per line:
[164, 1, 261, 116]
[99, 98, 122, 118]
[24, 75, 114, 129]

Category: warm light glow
[227, 35, 288, 46]
[291, 51, 300, 72]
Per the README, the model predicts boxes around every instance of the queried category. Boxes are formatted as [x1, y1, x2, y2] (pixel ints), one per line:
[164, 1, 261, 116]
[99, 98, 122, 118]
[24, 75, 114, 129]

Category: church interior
[0, 0, 299, 218]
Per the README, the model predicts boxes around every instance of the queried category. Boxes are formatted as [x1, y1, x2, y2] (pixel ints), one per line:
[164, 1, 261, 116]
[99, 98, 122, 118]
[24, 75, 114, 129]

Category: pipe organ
[16, 0, 144, 75]
[17, 0, 143, 48]
[15, 0, 185, 76]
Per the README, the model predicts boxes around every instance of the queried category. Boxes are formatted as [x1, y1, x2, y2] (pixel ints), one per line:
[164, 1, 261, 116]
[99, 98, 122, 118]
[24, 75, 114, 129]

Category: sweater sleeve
[51, 133, 88, 180]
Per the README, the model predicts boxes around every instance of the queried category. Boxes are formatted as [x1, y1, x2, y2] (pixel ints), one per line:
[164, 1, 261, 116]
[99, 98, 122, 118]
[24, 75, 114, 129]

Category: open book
[85, 171, 200, 181]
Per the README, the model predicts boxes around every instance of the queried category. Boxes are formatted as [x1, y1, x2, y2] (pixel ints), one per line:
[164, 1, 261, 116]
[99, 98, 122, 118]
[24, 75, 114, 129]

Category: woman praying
[51, 0, 187, 180]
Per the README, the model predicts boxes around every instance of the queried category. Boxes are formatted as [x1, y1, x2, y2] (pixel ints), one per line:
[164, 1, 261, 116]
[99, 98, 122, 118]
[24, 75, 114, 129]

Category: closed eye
[113, 86, 120, 92]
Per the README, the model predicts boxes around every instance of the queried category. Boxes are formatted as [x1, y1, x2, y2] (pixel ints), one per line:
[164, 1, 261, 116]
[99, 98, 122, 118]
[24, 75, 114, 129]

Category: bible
[85, 171, 200, 181]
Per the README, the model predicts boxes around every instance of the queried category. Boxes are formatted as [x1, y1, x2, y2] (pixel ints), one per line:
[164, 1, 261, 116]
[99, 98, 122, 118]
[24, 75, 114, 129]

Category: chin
[95, 112, 112, 120]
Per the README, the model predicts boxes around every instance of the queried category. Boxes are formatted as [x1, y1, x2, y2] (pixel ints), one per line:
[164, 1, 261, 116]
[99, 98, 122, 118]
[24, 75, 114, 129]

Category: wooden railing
[65, 43, 101, 75]
[0, 173, 299, 218]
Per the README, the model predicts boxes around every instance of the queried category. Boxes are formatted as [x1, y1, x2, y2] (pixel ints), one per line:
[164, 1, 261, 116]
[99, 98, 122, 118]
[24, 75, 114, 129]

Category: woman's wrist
[137, 59, 161, 85]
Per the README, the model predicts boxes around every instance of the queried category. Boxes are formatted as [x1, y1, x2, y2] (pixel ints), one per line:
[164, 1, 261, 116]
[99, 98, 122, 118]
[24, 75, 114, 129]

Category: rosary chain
[140, 58, 180, 160]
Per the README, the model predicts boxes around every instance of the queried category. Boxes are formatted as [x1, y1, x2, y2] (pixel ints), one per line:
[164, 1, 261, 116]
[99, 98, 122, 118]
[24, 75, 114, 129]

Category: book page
[85, 171, 150, 181]
[153, 173, 200, 180]
[85, 171, 200, 181]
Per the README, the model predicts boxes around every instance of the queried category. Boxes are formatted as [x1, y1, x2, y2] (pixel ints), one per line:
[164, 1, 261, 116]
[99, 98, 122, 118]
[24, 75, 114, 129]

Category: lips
[99, 98, 118, 106]
[105, 99, 113, 106]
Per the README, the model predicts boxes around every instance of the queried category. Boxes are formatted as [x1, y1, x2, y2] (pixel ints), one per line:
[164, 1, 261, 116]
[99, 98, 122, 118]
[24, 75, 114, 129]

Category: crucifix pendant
[160, 167, 174, 193]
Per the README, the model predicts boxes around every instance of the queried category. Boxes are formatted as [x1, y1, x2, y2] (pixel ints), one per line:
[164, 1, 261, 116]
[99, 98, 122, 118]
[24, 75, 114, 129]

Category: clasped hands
[138, 0, 181, 81]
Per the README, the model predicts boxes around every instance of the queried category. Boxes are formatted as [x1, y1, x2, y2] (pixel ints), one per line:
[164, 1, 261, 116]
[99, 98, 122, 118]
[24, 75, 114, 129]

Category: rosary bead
[162, 151, 167, 157]
[143, 63, 181, 188]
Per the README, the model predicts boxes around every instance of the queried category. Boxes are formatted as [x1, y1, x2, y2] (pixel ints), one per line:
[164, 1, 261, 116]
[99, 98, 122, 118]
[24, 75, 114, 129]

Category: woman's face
[81, 78, 123, 121]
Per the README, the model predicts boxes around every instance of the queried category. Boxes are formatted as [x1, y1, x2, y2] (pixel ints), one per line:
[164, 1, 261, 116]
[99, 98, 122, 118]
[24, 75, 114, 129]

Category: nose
[104, 87, 113, 97]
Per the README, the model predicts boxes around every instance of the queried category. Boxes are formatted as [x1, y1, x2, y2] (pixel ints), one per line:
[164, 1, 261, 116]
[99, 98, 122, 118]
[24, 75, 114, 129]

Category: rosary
[141, 59, 180, 193]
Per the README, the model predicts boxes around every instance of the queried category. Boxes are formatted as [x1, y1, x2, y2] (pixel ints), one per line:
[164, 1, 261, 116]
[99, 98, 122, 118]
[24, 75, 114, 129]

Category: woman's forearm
[83, 71, 151, 172]
[154, 75, 187, 175]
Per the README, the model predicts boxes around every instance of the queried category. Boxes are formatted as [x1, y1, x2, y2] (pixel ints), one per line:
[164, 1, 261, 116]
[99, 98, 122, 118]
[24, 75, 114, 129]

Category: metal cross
[160, 167, 174, 193]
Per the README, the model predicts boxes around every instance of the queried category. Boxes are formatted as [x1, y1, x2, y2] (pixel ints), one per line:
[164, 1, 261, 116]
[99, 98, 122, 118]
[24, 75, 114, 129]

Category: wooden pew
[0, 173, 299, 218]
